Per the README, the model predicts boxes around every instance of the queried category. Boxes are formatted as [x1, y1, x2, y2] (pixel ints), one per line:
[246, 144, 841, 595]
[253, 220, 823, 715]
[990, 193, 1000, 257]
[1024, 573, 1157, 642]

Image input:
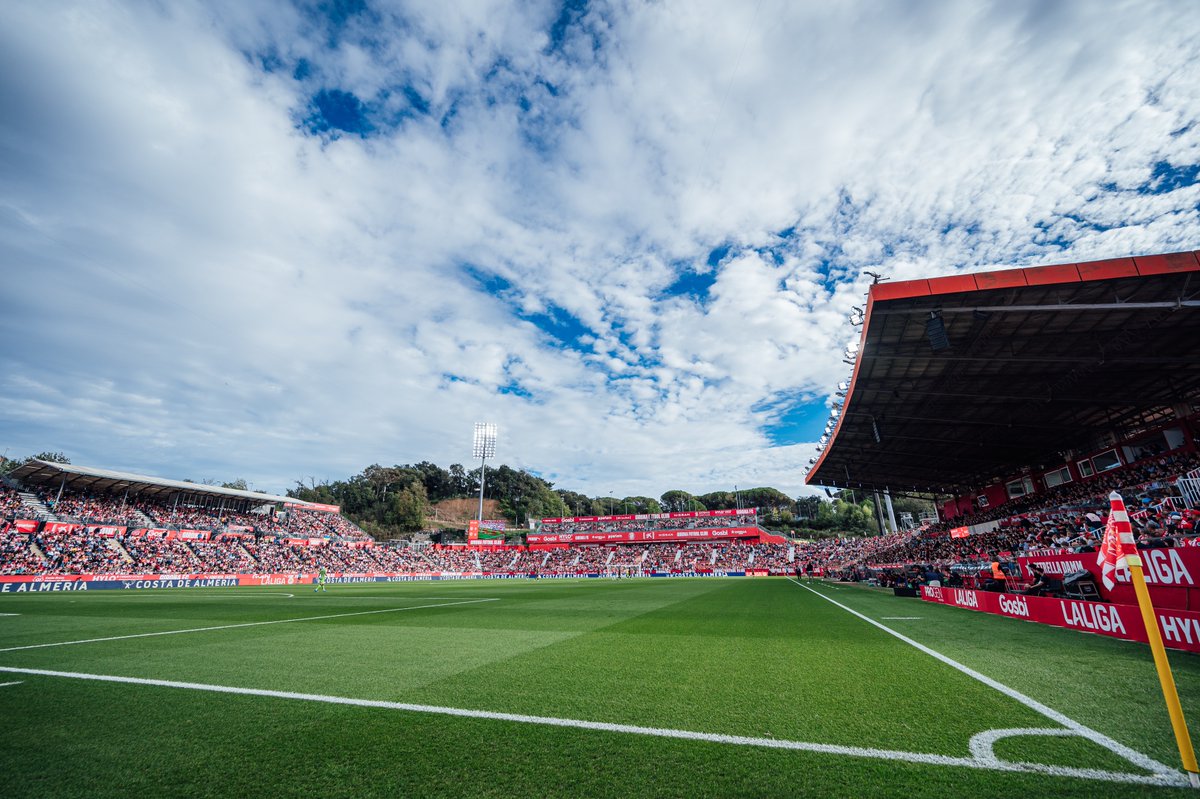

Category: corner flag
[1105, 491, 1199, 787]
[1096, 497, 1137, 590]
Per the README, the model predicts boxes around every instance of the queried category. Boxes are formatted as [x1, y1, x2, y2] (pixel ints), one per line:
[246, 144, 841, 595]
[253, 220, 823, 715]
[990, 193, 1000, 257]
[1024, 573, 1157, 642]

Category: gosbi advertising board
[468, 519, 506, 546]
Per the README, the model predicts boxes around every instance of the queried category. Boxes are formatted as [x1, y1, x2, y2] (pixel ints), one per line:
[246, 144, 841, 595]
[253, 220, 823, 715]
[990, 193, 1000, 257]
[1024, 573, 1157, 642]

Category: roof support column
[885, 490, 898, 534]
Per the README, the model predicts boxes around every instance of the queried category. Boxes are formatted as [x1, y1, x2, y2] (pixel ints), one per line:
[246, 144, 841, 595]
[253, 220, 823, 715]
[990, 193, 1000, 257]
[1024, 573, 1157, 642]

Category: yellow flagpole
[1125, 552, 1200, 787]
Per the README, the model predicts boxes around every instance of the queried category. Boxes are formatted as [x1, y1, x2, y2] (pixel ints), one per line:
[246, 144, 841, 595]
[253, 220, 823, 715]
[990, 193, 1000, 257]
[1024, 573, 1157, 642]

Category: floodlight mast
[472, 422, 497, 523]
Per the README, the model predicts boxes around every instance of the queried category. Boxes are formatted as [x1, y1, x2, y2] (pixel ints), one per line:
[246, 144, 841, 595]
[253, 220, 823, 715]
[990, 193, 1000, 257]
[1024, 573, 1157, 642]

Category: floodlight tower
[473, 422, 497, 523]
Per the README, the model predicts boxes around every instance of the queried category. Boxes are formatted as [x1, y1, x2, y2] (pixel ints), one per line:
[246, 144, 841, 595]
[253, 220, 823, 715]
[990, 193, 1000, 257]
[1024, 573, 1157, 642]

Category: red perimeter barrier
[921, 586, 1200, 654]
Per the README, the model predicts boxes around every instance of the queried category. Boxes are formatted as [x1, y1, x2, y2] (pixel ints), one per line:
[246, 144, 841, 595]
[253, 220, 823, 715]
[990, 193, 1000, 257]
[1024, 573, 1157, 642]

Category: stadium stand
[801, 250, 1200, 604]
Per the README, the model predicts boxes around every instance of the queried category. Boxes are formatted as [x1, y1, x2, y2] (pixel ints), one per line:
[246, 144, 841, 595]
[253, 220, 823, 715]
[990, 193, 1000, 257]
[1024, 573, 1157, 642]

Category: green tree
[696, 491, 734, 510]
[390, 482, 428, 532]
[621, 496, 663, 514]
[555, 490, 591, 517]
[795, 496, 822, 520]
[659, 490, 696, 512]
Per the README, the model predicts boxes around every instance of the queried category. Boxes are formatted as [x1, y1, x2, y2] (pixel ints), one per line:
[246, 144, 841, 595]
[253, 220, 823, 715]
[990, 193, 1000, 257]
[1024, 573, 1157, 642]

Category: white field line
[0, 598, 498, 654]
[970, 727, 1079, 765]
[0, 680, 23, 687]
[0, 613, 20, 616]
[787, 578, 1178, 779]
[0, 665, 1183, 788]
[880, 617, 922, 620]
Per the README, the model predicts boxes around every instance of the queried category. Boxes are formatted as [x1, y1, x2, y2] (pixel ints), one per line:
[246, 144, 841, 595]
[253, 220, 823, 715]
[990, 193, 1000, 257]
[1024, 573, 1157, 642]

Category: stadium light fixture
[472, 422, 498, 523]
[837, 381, 849, 392]
[848, 306, 864, 326]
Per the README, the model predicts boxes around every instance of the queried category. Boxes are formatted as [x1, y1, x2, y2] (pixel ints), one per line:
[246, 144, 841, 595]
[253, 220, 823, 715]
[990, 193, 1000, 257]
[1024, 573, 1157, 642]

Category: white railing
[1176, 477, 1200, 509]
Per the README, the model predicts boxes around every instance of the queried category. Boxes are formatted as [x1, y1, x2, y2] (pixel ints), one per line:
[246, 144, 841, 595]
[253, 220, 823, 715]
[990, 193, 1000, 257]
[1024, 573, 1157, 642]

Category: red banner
[921, 586, 1200, 654]
[950, 526, 969, 539]
[14, 520, 39, 533]
[527, 527, 759, 545]
[42, 522, 82, 534]
[1018, 547, 1200, 610]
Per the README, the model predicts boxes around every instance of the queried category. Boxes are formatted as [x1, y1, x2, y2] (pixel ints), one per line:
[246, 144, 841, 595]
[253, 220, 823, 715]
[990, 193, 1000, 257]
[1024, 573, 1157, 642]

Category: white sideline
[0, 598, 498, 654]
[788, 578, 1178, 779]
[0, 665, 1185, 787]
[0, 680, 23, 687]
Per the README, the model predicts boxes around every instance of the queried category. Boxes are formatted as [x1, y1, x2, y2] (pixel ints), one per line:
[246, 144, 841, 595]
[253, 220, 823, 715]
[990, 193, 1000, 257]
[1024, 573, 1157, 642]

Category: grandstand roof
[8, 459, 309, 507]
[806, 250, 1200, 493]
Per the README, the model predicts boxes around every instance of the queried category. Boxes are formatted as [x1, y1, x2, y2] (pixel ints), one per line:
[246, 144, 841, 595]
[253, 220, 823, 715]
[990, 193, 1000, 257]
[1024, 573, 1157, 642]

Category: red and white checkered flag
[1096, 491, 1138, 590]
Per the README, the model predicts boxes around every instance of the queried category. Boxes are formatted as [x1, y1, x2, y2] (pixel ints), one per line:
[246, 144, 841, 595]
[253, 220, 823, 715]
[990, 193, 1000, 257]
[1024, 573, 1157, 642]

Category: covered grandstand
[806, 250, 1200, 503]
[7, 459, 322, 512]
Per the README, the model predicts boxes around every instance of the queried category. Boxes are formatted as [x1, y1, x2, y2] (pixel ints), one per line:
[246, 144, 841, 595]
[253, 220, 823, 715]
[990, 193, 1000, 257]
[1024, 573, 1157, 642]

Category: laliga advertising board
[920, 586, 1200, 654]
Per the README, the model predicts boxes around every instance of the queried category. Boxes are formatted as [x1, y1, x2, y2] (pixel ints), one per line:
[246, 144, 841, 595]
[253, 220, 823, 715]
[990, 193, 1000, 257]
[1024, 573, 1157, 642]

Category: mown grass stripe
[0, 665, 1186, 787]
[0, 598, 499, 653]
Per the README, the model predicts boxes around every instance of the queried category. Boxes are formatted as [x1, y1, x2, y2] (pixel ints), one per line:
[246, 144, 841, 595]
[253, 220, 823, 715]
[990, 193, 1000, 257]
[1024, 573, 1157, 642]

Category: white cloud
[1, 0, 1199, 500]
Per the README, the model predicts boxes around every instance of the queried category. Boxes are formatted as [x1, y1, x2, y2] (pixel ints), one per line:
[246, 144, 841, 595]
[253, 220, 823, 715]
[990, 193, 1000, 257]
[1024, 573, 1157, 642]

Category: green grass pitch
[1, 577, 1199, 797]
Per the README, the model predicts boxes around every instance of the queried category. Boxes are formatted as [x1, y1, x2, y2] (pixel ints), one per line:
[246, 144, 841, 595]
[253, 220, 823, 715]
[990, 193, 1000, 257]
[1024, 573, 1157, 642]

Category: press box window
[1043, 467, 1072, 489]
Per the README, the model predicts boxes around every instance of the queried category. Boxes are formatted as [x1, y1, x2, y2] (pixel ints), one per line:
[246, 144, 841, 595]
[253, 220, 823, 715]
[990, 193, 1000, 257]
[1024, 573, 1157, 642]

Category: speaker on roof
[926, 312, 950, 351]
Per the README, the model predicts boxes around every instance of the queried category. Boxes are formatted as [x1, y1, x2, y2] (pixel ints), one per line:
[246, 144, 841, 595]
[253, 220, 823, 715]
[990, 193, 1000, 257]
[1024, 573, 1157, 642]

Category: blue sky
[1, 0, 1199, 498]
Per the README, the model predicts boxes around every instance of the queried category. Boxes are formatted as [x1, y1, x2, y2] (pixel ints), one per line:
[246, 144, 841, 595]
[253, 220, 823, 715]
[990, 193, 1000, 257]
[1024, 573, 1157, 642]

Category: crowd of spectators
[31, 530, 129, 574]
[2, 447, 1195, 583]
[122, 536, 204, 573]
[801, 451, 1200, 592]
[0, 486, 27, 521]
[927, 451, 1200, 534]
[0, 530, 46, 574]
[0, 527, 800, 577]
[4, 483, 370, 541]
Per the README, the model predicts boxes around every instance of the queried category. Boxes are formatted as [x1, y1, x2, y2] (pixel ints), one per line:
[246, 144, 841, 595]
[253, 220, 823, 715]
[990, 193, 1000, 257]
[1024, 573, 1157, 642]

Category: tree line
[284, 461, 934, 540]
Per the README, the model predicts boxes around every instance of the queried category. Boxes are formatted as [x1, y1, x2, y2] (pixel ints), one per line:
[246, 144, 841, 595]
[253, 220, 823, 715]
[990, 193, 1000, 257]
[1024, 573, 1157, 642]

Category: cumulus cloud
[1, 0, 1198, 499]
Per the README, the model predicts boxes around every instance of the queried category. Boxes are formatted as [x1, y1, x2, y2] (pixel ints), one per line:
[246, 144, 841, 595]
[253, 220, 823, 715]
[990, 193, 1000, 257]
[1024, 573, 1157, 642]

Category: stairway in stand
[17, 491, 58, 522]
